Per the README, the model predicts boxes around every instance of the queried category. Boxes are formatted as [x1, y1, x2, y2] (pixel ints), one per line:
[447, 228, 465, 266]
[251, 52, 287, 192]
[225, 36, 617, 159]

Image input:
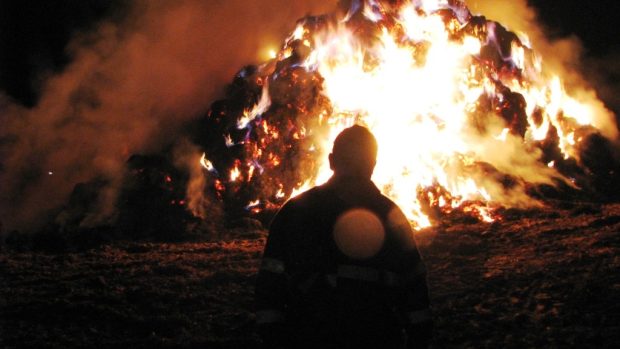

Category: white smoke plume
[0, 0, 337, 232]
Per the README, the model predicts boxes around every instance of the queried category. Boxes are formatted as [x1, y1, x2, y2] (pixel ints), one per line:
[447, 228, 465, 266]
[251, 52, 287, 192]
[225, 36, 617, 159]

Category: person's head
[328, 125, 378, 179]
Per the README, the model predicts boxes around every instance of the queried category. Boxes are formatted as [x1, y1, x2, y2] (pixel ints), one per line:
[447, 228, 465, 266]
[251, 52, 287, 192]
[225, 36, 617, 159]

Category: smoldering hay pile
[1, 0, 619, 237]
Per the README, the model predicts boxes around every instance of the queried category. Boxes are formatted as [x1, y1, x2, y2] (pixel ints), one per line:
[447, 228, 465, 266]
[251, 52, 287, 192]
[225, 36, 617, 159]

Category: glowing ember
[197, 0, 617, 228]
[200, 153, 216, 173]
[230, 163, 242, 182]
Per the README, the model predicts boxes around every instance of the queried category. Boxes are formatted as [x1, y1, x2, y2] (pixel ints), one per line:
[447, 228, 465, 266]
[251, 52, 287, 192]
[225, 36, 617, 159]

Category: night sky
[0, 1, 124, 105]
[528, 0, 620, 56]
[0, 0, 618, 106]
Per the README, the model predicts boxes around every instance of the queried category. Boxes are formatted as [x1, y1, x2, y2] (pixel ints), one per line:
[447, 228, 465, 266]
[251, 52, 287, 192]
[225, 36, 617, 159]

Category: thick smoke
[0, 0, 337, 232]
[585, 51, 620, 127]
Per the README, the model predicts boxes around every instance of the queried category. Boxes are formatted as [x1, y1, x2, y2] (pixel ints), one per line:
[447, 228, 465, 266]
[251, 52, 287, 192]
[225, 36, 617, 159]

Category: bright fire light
[197, 0, 617, 228]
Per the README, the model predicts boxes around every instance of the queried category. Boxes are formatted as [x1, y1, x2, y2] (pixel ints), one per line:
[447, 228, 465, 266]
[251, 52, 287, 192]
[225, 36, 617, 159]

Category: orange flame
[200, 0, 617, 228]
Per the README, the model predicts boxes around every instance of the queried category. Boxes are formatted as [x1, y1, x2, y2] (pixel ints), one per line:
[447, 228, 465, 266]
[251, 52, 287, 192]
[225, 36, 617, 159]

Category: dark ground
[1, 203, 619, 348]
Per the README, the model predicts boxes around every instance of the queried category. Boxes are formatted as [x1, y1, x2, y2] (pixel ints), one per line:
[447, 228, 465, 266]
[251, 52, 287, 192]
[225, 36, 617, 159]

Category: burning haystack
[194, 0, 619, 228]
[3, 0, 618, 240]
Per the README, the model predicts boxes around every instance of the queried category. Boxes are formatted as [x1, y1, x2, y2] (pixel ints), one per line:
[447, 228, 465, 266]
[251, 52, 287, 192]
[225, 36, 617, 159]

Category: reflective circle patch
[333, 208, 385, 259]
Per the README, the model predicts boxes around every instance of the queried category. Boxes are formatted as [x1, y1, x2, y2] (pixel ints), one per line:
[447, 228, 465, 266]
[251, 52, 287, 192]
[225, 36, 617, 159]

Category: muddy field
[1, 204, 619, 348]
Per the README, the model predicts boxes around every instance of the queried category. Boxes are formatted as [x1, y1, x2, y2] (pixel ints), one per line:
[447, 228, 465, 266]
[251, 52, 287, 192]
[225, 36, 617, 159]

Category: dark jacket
[255, 176, 432, 348]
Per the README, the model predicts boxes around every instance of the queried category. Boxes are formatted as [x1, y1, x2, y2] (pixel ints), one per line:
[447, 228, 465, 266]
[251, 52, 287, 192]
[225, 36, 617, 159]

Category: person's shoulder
[270, 185, 326, 227]
[380, 199, 418, 250]
[367, 187, 418, 248]
[370, 185, 398, 211]
[283, 185, 327, 209]
[378, 191, 397, 205]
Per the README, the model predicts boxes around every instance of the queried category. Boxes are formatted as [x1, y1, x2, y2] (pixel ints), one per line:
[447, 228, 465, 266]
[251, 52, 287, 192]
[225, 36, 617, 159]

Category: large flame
[199, 0, 617, 228]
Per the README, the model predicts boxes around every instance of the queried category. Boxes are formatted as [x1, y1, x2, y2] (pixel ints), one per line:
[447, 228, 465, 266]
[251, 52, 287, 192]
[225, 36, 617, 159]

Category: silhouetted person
[255, 125, 432, 348]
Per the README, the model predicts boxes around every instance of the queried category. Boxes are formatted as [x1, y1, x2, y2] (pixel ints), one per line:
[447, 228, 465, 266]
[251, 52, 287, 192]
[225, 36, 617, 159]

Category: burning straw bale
[187, 0, 620, 231]
[5, 0, 619, 239]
